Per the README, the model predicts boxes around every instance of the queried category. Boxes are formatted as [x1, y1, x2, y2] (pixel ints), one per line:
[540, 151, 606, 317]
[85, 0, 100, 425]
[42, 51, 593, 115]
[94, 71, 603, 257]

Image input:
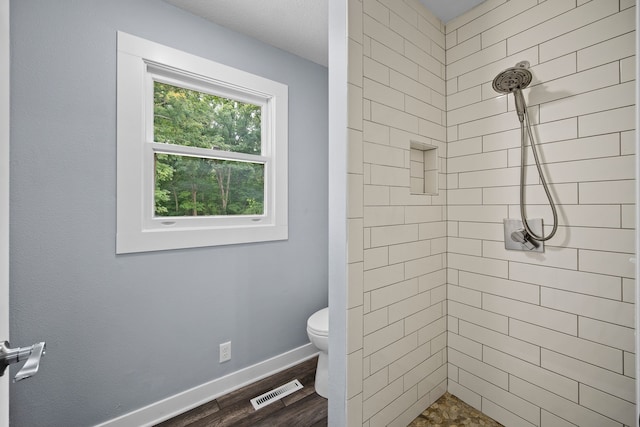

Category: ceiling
[419, 0, 487, 23]
[166, 0, 487, 67]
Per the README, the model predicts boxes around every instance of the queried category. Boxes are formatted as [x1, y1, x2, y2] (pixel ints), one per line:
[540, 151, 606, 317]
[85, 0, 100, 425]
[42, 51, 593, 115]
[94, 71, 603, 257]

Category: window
[117, 32, 288, 253]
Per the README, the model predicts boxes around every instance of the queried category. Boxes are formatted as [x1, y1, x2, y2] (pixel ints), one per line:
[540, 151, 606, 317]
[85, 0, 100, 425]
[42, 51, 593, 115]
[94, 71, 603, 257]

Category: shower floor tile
[408, 392, 504, 427]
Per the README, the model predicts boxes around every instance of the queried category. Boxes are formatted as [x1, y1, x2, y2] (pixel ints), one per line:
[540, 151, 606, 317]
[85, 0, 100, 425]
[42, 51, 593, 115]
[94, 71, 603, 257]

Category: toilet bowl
[307, 307, 328, 398]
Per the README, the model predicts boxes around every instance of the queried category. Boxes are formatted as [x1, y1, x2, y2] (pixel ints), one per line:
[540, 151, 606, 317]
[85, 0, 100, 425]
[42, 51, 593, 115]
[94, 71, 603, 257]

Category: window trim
[116, 32, 288, 253]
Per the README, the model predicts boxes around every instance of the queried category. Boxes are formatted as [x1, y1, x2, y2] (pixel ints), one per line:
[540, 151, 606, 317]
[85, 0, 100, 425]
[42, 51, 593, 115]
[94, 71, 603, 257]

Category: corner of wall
[345, 0, 448, 425]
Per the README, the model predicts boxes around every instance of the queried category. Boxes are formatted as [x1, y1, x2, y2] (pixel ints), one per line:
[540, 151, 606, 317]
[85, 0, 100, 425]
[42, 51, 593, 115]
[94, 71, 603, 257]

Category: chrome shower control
[510, 229, 536, 251]
[504, 219, 544, 253]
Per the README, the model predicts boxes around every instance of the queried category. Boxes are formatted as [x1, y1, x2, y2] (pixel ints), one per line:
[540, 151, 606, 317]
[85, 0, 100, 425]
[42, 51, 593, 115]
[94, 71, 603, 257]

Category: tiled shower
[342, 0, 637, 425]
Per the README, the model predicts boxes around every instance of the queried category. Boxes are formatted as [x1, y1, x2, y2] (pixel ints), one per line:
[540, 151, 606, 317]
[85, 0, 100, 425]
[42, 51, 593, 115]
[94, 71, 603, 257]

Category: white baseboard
[96, 343, 317, 427]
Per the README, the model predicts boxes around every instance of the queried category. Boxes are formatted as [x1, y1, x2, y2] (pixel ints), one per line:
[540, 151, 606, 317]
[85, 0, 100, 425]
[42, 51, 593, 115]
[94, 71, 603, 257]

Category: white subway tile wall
[346, 0, 636, 425]
[446, 1, 636, 426]
[347, 0, 448, 425]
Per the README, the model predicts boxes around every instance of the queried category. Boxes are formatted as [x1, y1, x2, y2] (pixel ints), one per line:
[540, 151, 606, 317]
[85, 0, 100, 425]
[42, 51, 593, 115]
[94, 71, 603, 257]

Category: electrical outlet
[219, 341, 231, 363]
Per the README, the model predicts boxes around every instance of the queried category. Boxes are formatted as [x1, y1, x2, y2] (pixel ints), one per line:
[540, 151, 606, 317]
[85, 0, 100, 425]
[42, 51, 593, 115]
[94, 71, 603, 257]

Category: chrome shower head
[492, 61, 532, 93]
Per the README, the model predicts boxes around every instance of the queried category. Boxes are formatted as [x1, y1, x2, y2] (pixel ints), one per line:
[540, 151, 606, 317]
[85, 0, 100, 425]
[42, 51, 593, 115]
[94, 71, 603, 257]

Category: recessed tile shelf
[410, 141, 439, 195]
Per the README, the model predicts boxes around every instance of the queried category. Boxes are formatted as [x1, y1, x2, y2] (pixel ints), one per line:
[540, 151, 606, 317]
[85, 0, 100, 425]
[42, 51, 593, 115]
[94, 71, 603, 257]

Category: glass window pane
[153, 82, 262, 154]
[154, 153, 265, 217]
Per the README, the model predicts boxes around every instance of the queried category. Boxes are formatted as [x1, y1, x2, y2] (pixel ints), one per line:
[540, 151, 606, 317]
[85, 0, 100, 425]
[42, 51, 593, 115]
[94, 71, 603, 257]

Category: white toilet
[307, 307, 329, 398]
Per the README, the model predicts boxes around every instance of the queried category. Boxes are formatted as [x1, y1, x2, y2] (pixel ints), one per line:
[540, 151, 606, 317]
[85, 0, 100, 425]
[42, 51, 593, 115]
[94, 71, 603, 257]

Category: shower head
[493, 61, 532, 122]
[492, 61, 532, 93]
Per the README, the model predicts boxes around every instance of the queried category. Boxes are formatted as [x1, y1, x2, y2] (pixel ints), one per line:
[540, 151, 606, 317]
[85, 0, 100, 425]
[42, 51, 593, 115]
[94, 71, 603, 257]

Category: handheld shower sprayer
[513, 89, 526, 123]
[492, 61, 558, 243]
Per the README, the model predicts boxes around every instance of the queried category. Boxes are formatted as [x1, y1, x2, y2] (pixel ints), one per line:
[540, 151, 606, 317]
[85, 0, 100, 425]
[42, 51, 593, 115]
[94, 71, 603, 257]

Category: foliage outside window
[153, 82, 265, 218]
[117, 32, 288, 253]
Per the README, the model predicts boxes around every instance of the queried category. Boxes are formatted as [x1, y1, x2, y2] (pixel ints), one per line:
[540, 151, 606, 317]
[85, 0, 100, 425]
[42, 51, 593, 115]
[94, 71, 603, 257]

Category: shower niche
[410, 141, 438, 195]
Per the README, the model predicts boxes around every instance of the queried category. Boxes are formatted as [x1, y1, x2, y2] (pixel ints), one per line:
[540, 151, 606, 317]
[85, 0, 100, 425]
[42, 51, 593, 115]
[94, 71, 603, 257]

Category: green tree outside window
[153, 82, 264, 217]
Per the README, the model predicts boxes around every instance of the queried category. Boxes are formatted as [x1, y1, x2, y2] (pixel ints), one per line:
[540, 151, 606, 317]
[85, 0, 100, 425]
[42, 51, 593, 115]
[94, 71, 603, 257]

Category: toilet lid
[307, 307, 328, 336]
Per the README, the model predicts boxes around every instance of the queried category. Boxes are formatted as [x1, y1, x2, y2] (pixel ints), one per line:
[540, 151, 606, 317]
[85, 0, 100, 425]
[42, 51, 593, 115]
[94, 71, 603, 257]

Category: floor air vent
[250, 379, 304, 410]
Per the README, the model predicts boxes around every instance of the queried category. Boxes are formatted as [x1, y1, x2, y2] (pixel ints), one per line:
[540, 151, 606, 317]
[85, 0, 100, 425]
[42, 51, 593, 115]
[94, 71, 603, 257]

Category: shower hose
[517, 89, 558, 242]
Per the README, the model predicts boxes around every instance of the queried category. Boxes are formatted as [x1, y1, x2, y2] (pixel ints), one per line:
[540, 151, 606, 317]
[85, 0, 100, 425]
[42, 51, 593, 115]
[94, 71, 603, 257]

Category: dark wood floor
[155, 356, 327, 427]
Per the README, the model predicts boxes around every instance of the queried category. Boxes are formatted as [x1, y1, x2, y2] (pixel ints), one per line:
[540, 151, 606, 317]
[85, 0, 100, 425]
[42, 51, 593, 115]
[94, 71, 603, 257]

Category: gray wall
[9, 1, 328, 425]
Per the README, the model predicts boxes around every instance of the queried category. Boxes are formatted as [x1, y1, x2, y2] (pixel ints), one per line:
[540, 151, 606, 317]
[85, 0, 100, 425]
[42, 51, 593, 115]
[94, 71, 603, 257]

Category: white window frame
[116, 32, 288, 253]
